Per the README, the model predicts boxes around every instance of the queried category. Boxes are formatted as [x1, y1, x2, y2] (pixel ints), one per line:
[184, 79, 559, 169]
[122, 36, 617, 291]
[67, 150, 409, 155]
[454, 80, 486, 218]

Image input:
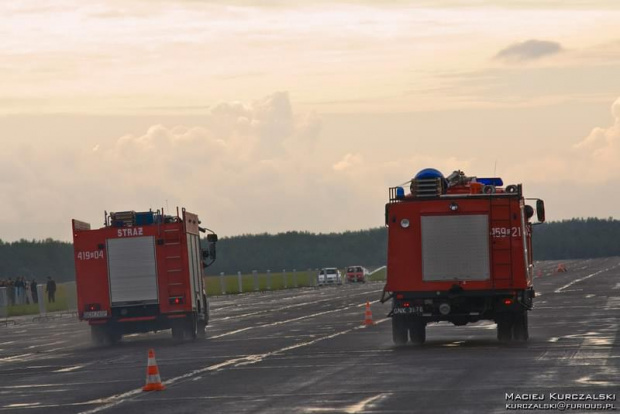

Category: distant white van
[318, 268, 342, 286]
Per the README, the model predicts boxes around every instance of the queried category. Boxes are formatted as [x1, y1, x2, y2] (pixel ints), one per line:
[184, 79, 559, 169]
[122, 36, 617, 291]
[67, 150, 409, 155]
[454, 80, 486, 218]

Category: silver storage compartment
[107, 236, 159, 305]
[421, 214, 490, 281]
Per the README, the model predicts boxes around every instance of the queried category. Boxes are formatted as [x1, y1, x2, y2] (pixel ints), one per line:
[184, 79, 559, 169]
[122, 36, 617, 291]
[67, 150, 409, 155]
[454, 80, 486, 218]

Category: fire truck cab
[72, 208, 217, 345]
[383, 169, 545, 345]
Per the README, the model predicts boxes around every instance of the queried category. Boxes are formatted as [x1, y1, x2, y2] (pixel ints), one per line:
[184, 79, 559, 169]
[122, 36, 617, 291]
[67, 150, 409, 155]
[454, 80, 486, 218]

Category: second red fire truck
[383, 169, 545, 345]
[72, 208, 217, 345]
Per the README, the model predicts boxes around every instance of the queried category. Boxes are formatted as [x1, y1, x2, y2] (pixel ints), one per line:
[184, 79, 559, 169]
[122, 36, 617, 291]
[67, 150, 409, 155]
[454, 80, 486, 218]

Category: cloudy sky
[2, 0, 620, 241]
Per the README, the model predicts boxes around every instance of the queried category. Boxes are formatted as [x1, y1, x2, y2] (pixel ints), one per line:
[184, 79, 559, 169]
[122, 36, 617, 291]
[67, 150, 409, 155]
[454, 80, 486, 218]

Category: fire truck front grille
[421, 214, 490, 281]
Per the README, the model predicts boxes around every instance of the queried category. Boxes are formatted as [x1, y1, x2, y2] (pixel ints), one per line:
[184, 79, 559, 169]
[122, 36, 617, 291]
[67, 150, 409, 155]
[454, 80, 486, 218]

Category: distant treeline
[0, 238, 75, 283]
[0, 218, 617, 282]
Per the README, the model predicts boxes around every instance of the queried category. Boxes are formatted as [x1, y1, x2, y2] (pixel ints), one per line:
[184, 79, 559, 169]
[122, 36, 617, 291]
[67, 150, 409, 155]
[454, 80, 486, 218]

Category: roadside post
[32, 284, 50, 322]
[253, 270, 259, 292]
[282, 269, 287, 289]
[0, 287, 14, 326]
[237, 271, 243, 294]
[219, 272, 226, 295]
[64, 282, 78, 316]
[267, 270, 272, 290]
[37, 285, 46, 316]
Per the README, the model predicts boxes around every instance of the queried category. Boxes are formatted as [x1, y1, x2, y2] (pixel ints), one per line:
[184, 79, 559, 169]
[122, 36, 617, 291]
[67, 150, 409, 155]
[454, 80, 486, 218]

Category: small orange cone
[142, 349, 165, 392]
[363, 301, 374, 326]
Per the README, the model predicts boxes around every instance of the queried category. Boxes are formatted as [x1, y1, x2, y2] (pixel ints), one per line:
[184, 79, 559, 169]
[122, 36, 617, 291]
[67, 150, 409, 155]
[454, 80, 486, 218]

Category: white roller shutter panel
[421, 215, 490, 281]
[107, 236, 159, 305]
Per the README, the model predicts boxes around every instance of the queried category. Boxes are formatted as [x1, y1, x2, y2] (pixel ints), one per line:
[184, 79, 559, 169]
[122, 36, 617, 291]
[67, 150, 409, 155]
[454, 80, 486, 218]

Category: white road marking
[215, 292, 373, 321]
[54, 365, 84, 373]
[4, 403, 41, 408]
[0, 353, 34, 363]
[304, 392, 390, 413]
[554, 265, 619, 293]
[345, 393, 389, 414]
[78, 318, 389, 414]
[211, 296, 382, 339]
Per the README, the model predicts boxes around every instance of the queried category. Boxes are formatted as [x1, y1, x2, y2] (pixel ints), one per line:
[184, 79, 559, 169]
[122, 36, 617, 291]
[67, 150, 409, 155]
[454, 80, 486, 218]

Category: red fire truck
[72, 208, 217, 345]
[383, 169, 545, 345]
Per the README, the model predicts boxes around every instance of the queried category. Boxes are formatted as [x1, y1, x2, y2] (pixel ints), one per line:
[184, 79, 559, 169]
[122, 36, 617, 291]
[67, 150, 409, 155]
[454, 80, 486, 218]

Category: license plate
[83, 310, 108, 319]
[393, 306, 424, 315]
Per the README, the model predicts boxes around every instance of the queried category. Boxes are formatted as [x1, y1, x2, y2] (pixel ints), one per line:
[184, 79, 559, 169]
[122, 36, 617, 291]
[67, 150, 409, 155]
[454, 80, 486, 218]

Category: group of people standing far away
[0, 276, 57, 305]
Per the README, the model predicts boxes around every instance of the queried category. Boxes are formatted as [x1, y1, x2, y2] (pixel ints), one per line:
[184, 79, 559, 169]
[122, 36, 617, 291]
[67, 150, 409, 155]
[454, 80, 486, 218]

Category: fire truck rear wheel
[409, 320, 426, 345]
[512, 311, 529, 342]
[392, 316, 408, 346]
[91, 325, 121, 346]
[185, 316, 198, 340]
[90, 325, 106, 346]
[197, 320, 207, 339]
[171, 324, 185, 341]
[497, 319, 513, 342]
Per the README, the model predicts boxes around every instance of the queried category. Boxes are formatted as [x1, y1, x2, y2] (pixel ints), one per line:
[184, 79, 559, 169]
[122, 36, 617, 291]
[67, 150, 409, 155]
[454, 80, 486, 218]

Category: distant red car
[346, 266, 368, 283]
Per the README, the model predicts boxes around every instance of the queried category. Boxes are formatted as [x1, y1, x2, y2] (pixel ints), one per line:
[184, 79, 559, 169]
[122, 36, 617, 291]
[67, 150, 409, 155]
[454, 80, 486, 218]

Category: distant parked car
[318, 268, 342, 285]
[346, 266, 368, 283]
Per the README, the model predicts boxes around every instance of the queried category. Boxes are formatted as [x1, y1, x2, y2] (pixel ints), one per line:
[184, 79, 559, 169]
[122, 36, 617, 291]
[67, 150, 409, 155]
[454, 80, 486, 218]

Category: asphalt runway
[1, 258, 619, 413]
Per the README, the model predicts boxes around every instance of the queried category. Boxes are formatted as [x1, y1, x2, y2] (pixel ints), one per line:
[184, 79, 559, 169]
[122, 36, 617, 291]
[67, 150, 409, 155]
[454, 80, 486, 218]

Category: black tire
[392, 316, 408, 346]
[90, 325, 107, 346]
[512, 312, 529, 342]
[409, 319, 426, 346]
[497, 319, 513, 343]
[91, 325, 121, 346]
[197, 320, 207, 339]
[185, 316, 198, 340]
[171, 323, 184, 341]
[203, 294, 210, 326]
[108, 331, 122, 345]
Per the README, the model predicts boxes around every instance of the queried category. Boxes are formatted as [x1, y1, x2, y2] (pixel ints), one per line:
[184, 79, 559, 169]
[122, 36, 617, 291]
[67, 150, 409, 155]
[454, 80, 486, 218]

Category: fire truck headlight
[449, 202, 459, 211]
[400, 219, 410, 228]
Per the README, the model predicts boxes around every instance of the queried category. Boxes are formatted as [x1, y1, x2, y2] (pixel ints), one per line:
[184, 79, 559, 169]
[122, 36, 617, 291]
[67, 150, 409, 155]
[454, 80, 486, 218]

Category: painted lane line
[0, 354, 35, 363]
[54, 365, 84, 373]
[554, 264, 620, 293]
[213, 289, 383, 322]
[210, 296, 383, 339]
[345, 393, 390, 414]
[78, 318, 388, 414]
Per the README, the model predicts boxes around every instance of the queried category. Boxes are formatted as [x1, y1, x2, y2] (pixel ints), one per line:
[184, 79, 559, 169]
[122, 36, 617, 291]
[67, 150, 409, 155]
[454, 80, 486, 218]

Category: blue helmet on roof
[414, 168, 445, 180]
[413, 168, 448, 194]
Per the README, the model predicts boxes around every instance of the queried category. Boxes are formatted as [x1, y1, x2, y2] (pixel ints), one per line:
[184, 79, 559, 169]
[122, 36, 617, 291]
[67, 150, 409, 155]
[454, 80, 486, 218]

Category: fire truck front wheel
[392, 316, 408, 346]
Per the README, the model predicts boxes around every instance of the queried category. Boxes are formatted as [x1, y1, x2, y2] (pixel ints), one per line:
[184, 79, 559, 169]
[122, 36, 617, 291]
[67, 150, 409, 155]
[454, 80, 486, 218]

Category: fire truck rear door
[107, 236, 159, 306]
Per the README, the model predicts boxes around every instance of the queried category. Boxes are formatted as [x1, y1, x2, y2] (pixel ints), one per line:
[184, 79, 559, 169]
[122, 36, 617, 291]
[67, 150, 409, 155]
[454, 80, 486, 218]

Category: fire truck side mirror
[207, 234, 218, 242]
[536, 199, 546, 223]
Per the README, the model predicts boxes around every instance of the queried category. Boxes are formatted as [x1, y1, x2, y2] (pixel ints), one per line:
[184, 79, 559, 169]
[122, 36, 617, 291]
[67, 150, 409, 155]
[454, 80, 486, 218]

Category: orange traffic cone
[142, 349, 165, 392]
[363, 301, 374, 326]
